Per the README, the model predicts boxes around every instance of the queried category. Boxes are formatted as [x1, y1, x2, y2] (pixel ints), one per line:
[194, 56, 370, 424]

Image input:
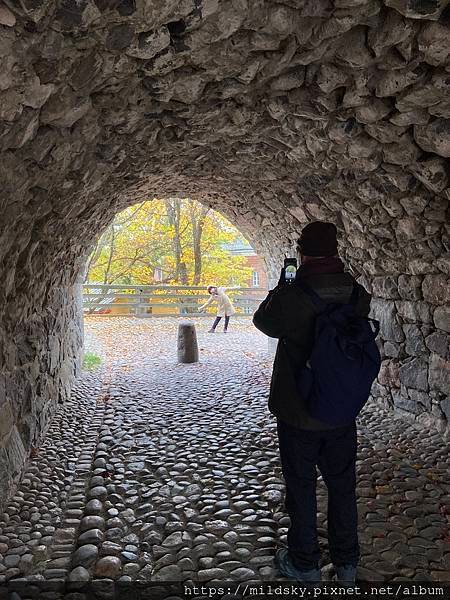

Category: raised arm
[199, 295, 214, 311]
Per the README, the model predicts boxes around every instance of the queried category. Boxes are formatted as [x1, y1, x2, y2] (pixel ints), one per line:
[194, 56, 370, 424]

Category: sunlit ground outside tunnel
[0, 317, 448, 591]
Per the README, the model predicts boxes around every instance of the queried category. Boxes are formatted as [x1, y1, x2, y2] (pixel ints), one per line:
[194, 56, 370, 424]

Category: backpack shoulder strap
[294, 278, 327, 312]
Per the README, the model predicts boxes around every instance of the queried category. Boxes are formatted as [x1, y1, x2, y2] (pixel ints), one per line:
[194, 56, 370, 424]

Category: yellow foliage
[87, 198, 255, 287]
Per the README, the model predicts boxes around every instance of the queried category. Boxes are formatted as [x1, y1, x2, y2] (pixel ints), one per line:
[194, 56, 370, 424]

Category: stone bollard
[177, 321, 199, 364]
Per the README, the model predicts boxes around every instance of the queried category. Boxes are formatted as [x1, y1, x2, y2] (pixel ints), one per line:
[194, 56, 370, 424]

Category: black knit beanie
[298, 221, 338, 257]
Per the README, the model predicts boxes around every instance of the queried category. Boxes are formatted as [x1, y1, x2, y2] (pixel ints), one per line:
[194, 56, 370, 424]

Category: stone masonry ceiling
[0, 0, 449, 277]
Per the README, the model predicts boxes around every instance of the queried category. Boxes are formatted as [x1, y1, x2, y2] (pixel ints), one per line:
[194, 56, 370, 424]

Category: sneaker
[335, 564, 357, 584]
[275, 549, 321, 582]
[207, 329, 215, 333]
[223, 330, 228, 333]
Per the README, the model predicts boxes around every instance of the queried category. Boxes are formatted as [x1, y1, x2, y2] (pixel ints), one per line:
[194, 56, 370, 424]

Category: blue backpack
[293, 278, 381, 427]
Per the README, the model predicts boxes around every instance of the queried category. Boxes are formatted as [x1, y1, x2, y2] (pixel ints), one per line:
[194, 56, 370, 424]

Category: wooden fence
[83, 284, 267, 317]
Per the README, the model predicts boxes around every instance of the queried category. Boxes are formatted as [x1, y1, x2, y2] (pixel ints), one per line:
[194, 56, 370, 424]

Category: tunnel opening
[81, 196, 269, 317]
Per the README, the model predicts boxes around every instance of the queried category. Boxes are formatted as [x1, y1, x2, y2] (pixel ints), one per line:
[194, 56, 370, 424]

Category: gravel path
[0, 317, 448, 589]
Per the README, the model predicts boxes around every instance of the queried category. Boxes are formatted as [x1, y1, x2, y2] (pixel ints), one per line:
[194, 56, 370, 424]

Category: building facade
[225, 239, 268, 289]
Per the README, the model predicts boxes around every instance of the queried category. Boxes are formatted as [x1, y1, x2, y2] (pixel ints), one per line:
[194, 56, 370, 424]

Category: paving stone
[80, 516, 105, 532]
[198, 568, 228, 581]
[85, 500, 103, 516]
[4, 555, 20, 568]
[230, 567, 256, 580]
[72, 544, 99, 568]
[123, 562, 140, 575]
[94, 556, 122, 579]
[162, 532, 185, 549]
[78, 529, 103, 546]
[152, 564, 182, 581]
[68, 566, 91, 582]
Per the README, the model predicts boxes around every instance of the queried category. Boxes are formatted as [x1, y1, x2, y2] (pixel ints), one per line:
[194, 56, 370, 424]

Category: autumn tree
[87, 198, 253, 287]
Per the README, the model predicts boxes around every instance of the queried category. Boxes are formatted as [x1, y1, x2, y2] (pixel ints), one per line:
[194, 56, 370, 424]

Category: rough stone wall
[366, 273, 449, 432]
[0, 0, 449, 505]
[0, 280, 83, 508]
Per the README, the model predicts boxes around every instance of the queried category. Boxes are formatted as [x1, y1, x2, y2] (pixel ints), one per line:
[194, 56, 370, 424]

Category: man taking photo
[253, 221, 373, 585]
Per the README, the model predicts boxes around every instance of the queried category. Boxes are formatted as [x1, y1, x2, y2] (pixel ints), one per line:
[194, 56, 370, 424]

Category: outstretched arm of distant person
[199, 295, 214, 311]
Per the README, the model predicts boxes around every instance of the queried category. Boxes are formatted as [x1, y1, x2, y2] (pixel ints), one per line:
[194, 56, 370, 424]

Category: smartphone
[284, 258, 297, 282]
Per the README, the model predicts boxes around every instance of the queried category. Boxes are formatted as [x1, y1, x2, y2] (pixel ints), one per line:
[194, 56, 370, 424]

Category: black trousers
[277, 418, 359, 570]
[211, 315, 230, 330]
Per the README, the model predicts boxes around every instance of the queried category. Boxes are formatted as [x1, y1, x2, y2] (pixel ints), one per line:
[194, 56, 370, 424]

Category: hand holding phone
[276, 258, 297, 287]
[284, 258, 297, 283]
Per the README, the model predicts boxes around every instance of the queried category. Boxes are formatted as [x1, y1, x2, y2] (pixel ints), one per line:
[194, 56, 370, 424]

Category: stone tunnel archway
[0, 0, 449, 506]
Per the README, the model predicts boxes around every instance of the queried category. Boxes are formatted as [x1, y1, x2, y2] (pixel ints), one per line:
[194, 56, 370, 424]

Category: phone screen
[284, 258, 297, 282]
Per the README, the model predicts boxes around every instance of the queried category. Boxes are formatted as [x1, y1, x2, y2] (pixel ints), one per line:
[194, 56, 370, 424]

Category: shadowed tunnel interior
[0, 0, 449, 508]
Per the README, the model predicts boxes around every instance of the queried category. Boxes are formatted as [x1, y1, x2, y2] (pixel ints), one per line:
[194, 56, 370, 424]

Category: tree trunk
[84, 240, 104, 283]
[189, 201, 209, 285]
[165, 198, 183, 282]
[179, 261, 188, 285]
[104, 225, 116, 285]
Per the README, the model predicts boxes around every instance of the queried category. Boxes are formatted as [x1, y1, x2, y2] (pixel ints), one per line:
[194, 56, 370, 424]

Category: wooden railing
[83, 284, 267, 317]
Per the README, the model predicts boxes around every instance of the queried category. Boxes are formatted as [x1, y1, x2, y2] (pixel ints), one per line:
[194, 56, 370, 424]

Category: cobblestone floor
[0, 317, 449, 589]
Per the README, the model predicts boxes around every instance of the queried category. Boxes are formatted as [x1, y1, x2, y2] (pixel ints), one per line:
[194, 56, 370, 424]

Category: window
[252, 271, 260, 287]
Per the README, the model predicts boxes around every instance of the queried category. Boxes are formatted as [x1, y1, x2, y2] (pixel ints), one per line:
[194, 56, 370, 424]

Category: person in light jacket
[199, 285, 238, 332]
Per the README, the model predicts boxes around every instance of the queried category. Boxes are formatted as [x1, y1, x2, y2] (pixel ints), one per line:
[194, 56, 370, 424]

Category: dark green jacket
[253, 271, 372, 430]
